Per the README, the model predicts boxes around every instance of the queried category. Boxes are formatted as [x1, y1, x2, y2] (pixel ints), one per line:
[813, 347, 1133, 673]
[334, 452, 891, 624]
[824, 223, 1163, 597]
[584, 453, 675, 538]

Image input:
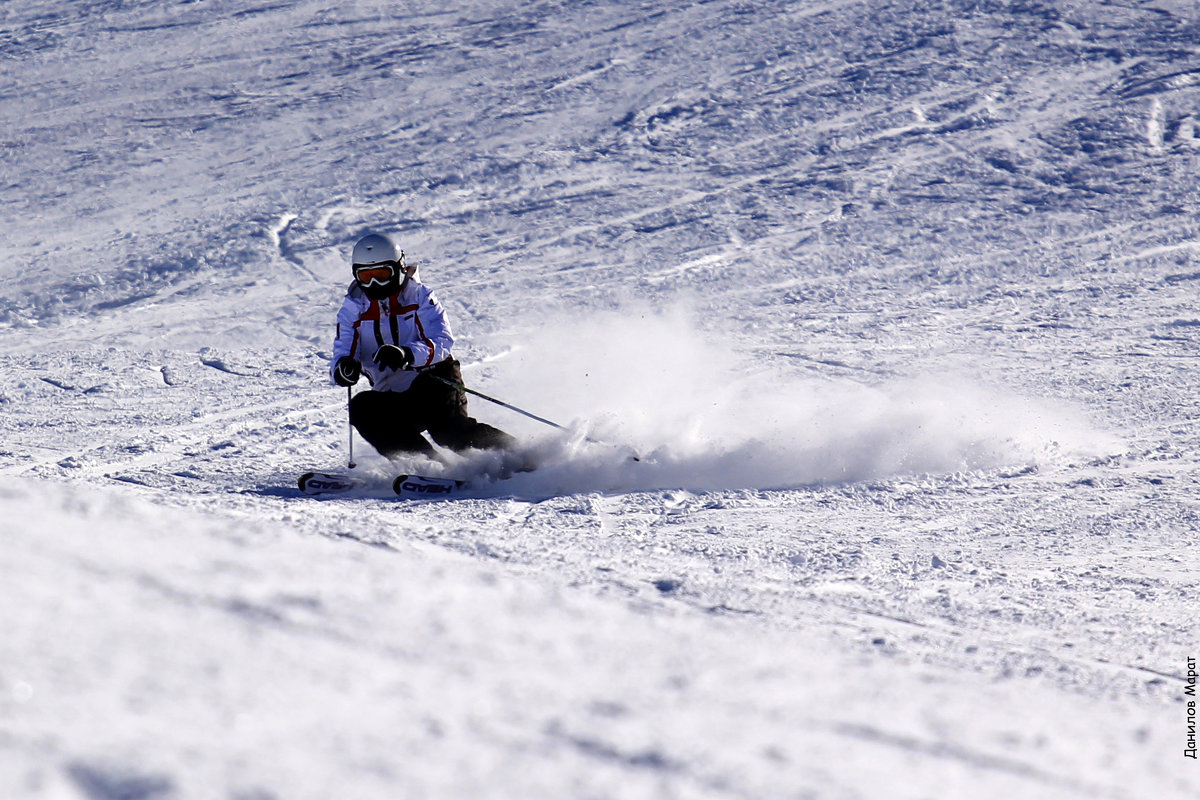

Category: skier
[330, 233, 516, 460]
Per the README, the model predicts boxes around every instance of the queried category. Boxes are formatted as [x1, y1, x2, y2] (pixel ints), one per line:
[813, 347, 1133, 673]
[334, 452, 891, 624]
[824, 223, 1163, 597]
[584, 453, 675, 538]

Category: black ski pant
[349, 359, 515, 459]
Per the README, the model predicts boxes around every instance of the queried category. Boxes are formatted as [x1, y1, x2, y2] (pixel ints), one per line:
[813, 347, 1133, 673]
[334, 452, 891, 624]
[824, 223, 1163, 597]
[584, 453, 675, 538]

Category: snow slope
[2, 1, 1198, 797]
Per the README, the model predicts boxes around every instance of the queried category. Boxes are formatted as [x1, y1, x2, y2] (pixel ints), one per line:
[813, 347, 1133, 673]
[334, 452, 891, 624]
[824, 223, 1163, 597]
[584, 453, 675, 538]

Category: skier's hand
[374, 344, 413, 371]
[334, 356, 362, 387]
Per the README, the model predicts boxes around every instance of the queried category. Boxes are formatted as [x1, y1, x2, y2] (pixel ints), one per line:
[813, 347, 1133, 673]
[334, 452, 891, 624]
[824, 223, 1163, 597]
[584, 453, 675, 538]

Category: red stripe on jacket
[412, 311, 436, 367]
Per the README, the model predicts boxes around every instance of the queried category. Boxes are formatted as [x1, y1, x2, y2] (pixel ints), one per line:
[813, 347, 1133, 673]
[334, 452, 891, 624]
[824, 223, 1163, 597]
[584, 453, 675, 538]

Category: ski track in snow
[2, 1, 1199, 798]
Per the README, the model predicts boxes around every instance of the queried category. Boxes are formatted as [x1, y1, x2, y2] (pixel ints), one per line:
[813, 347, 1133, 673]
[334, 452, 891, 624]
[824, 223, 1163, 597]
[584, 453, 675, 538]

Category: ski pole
[427, 373, 639, 461]
[428, 374, 567, 431]
[347, 385, 357, 469]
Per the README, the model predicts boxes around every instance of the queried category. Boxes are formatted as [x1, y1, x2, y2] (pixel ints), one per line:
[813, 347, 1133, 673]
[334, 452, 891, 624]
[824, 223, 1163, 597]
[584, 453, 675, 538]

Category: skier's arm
[329, 294, 361, 385]
[403, 288, 455, 368]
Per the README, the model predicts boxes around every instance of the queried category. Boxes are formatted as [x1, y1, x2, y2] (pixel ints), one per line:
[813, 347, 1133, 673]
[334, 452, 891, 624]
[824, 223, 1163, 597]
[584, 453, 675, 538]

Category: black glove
[333, 356, 361, 387]
[374, 344, 414, 371]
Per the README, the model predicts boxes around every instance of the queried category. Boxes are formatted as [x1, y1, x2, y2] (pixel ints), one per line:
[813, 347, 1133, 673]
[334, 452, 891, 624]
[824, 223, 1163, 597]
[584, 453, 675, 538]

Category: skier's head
[351, 233, 406, 299]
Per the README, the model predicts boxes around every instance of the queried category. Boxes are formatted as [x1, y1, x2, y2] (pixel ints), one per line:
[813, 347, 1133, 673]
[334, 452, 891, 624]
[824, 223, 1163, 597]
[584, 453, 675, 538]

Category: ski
[301, 462, 533, 499]
[300, 471, 468, 497]
[298, 471, 369, 496]
[392, 474, 468, 497]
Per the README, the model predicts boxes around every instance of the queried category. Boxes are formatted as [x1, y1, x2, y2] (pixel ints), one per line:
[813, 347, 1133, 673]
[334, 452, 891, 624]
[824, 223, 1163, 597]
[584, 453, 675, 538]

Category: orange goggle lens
[354, 264, 395, 285]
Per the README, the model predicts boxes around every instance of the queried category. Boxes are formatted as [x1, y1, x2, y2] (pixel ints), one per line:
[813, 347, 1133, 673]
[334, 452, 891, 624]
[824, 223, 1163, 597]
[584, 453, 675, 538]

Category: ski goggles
[354, 262, 398, 286]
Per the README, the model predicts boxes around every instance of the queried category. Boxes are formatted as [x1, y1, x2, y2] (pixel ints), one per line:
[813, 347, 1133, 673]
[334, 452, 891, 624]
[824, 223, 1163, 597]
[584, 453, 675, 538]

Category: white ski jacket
[330, 276, 455, 393]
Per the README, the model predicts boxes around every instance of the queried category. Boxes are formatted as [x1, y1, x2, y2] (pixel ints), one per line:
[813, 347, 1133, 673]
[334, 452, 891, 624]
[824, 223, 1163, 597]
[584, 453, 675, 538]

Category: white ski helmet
[351, 233, 403, 270]
[350, 233, 408, 298]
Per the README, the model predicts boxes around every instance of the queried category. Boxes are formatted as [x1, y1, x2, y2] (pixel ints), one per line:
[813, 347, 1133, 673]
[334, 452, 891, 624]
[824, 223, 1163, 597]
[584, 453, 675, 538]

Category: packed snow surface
[2, 1, 1199, 798]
